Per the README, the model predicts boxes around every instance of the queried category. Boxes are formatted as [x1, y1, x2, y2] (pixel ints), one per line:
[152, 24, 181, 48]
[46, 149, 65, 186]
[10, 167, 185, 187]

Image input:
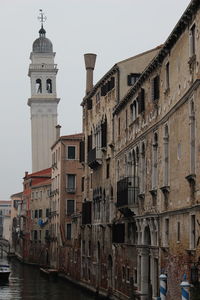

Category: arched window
[189, 100, 195, 174]
[140, 143, 145, 193]
[36, 79, 42, 93]
[46, 79, 52, 93]
[163, 125, 169, 186]
[152, 133, 158, 189]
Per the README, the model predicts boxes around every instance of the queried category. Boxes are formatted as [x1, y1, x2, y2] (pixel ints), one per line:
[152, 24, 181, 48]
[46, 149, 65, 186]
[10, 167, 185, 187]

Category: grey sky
[0, 0, 190, 199]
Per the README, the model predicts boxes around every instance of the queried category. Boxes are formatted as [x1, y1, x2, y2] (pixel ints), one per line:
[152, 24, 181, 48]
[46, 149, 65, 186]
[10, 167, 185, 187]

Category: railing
[88, 148, 102, 169]
[29, 64, 57, 70]
[66, 187, 76, 194]
[117, 176, 139, 207]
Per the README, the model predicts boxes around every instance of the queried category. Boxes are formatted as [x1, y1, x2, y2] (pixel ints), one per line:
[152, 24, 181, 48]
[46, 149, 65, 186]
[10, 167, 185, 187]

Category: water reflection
[0, 256, 95, 300]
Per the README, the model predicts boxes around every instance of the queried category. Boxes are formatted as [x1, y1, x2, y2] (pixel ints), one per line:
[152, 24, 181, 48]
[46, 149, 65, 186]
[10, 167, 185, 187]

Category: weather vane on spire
[38, 9, 47, 27]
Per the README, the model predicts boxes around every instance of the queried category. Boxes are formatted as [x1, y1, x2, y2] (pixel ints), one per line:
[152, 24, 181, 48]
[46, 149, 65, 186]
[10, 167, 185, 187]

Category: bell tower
[28, 10, 60, 172]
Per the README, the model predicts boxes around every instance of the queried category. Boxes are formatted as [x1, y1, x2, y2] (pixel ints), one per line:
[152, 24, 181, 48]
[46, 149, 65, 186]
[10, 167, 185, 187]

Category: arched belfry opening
[46, 79, 52, 93]
[36, 78, 42, 93]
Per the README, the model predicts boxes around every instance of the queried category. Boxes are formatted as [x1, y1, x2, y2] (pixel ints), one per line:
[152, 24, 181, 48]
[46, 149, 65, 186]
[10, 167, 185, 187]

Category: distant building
[28, 23, 60, 172]
[0, 200, 11, 239]
[10, 192, 23, 252]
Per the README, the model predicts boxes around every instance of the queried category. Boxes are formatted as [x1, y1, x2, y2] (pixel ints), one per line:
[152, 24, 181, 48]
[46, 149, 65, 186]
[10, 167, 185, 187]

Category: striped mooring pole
[159, 273, 167, 300]
[180, 274, 190, 300]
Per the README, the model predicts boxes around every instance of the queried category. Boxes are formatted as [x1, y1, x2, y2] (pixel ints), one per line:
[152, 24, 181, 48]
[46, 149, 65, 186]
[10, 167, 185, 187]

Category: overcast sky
[0, 0, 190, 199]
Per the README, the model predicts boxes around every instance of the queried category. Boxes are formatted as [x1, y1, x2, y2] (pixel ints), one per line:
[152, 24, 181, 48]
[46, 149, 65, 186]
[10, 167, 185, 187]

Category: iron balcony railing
[88, 147, 102, 169]
[117, 176, 139, 207]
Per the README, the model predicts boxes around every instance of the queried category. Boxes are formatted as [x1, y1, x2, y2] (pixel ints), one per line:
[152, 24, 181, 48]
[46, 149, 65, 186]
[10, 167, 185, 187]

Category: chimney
[84, 53, 97, 95]
[56, 124, 61, 140]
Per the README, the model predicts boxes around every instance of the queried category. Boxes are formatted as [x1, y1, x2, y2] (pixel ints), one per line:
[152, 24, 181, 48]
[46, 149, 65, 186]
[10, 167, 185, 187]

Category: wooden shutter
[87, 135, 92, 153]
[79, 140, 85, 162]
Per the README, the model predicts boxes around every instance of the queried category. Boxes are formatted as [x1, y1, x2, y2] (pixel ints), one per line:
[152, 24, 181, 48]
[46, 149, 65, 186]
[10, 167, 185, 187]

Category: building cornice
[113, 0, 200, 115]
[114, 79, 200, 159]
[27, 97, 60, 106]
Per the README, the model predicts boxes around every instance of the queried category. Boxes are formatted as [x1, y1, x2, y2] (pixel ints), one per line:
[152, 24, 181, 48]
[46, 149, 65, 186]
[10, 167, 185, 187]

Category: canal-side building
[80, 48, 160, 298]
[10, 192, 23, 253]
[22, 168, 51, 263]
[50, 132, 84, 279]
[112, 0, 200, 299]
[0, 200, 11, 239]
[29, 177, 51, 265]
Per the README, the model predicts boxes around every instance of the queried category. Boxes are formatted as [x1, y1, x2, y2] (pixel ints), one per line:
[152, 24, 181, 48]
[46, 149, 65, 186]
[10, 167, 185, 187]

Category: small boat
[0, 265, 11, 281]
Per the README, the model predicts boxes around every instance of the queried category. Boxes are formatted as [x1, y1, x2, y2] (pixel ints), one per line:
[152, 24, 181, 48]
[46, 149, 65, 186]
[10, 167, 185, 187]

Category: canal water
[0, 255, 96, 300]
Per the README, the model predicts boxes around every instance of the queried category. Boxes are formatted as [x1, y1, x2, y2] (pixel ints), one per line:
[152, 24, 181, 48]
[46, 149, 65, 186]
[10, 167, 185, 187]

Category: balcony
[66, 187, 76, 194]
[117, 176, 139, 215]
[88, 148, 102, 169]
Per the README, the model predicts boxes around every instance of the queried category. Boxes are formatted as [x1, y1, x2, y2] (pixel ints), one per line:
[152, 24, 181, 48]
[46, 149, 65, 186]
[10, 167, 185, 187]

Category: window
[36, 79, 42, 93]
[177, 221, 180, 242]
[152, 133, 158, 190]
[163, 125, 169, 186]
[122, 266, 126, 281]
[81, 177, 84, 192]
[138, 89, 145, 114]
[126, 268, 130, 283]
[66, 174, 76, 193]
[118, 118, 120, 136]
[67, 146, 76, 159]
[189, 24, 196, 58]
[34, 210, 38, 218]
[164, 218, 169, 246]
[46, 79, 52, 93]
[66, 200, 75, 215]
[39, 209, 42, 218]
[106, 163, 110, 179]
[46, 208, 49, 218]
[66, 223, 72, 240]
[152, 75, 160, 101]
[190, 215, 196, 249]
[127, 73, 140, 86]
[165, 62, 170, 91]
[34, 230, 37, 241]
[96, 92, 100, 103]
